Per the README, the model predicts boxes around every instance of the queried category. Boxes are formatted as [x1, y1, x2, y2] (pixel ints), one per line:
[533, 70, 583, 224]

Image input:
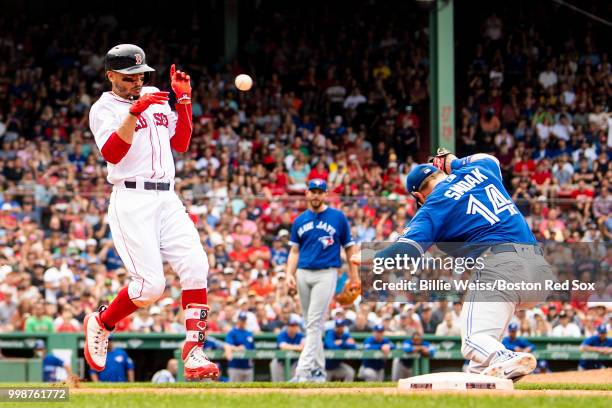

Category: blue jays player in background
[352, 152, 554, 380]
[286, 178, 359, 382]
[579, 324, 612, 369]
[89, 337, 134, 382]
[34, 340, 74, 382]
[502, 323, 535, 353]
[270, 316, 305, 381]
[224, 311, 256, 382]
[358, 324, 394, 381]
[324, 318, 356, 382]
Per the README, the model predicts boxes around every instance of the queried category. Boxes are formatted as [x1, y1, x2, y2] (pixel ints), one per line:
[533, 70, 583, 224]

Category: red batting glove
[129, 92, 170, 116]
[170, 64, 192, 103]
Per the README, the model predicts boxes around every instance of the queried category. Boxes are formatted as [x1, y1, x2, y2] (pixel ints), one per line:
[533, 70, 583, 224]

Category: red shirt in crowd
[308, 167, 329, 181]
[514, 159, 536, 174]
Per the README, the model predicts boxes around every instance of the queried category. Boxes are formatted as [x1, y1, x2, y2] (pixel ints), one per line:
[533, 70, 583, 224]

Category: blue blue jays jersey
[362, 336, 394, 370]
[225, 327, 255, 369]
[42, 354, 65, 382]
[579, 335, 612, 369]
[502, 336, 535, 352]
[324, 329, 356, 370]
[401, 339, 435, 365]
[400, 156, 536, 255]
[289, 207, 354, 269]
[276, 330, 304, 347]
[89, 348, 134, 382]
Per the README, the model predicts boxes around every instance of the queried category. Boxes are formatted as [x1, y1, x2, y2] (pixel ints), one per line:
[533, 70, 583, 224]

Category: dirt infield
[519, 368, 611, 384]
[69, 370, 611, 398]
[63, 369, 612, 397]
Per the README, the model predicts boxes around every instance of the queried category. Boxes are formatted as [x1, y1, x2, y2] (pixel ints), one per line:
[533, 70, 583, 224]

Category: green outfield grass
[1, 392, 610, 408]
[0, 382, 609, 408]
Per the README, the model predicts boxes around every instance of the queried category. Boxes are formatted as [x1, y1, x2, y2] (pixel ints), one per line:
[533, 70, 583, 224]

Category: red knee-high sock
[181, 288, 208, 360]
[182, 303, 210, 360]
[100, 287, 139, 330]
[181, 288, 207, 310]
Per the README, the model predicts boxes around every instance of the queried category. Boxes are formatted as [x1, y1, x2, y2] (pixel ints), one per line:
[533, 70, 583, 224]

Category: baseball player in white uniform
[84, 44, 219, 380]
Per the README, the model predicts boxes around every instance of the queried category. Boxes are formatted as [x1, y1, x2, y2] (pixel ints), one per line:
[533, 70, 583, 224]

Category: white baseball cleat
[482, 351, 536, 379]
[183, 346, 219, 380]
[83, 306, 111, 372]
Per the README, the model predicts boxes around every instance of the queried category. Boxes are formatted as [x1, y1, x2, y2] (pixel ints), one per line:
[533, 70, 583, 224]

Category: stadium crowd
[0, 1, 610, 359]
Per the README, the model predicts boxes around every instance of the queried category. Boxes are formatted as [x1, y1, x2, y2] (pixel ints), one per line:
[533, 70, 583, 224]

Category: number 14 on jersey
[467, 184, 518, 225]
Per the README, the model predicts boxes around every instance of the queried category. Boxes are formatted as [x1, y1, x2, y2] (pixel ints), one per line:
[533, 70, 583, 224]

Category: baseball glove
[428, 147, 453, 174]
[335, 280, 361, 305]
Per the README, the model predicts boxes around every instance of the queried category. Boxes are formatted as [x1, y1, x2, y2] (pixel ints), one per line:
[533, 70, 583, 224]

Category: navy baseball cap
[308, 178, 327, 192]
[596, 324, 607, 335]
[238, 311, 248, 321]
[406, 164, 439, 193]
[373, 324, 384, 332]
[508, 323, 518, 332]
[335, 319, 347, 328]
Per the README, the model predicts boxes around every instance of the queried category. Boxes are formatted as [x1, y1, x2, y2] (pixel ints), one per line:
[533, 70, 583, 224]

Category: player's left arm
[168, 64, 193, 152]
[338, 212, 360, 283]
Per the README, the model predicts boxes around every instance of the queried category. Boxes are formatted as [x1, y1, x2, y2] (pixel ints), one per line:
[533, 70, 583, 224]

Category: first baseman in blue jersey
[286, 179, 358, 382]
[354, 153, 554, 380]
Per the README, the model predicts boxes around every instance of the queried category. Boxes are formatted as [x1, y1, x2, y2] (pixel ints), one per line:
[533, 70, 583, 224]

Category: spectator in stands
[324, 319, 356, 382]
[152, 358, 178, 383]
[35, 340, 73, 382]
[551, 310, 582, 337]
[90, 338, 134, 382]
[358, 324, 393, 382]
[418, 304, 440, 334]
[270, 316, 304, 382]
[0, 287, 17, 331]
[502, 323, 535, 353]
[533, 312, 551, 336]
[435, 312, 461, 336]
[24, 303, 54, 333]
[578, 324, 611, 370]
[224, 312, 255, 382]
[392, 332, 435, 381]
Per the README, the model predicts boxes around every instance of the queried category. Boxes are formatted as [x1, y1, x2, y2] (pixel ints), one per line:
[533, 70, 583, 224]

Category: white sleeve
[89, 103, 122, 149]
[168, 110, 178, 138]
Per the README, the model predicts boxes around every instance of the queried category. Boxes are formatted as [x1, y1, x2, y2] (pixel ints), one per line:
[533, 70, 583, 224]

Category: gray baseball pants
[460, 244, 553, 371]
[295, 268, 337, 378]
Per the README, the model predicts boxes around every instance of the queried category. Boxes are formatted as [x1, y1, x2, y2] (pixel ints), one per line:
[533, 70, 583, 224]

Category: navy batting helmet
[104, 44, 155, 74]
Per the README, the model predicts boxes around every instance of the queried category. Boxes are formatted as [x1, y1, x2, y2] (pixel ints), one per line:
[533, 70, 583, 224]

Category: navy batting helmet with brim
[405, 164, 439, 193]
[105, 44, 155, 74]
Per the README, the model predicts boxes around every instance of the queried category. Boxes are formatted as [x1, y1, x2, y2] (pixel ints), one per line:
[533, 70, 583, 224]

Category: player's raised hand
[129, 91, 170, 116]
[429, 147, 456, 174]
[170, 64, 192, 103]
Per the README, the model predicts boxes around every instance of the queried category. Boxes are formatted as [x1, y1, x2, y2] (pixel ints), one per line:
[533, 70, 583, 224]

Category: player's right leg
[295, 268, 336, 381]
[84, 189, 165, 371]
[293, 269, 313, 381]
[460, 300, 536, 379]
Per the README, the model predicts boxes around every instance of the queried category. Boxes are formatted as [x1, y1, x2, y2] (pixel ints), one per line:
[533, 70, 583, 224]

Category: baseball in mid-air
[234, 74, 253, 91]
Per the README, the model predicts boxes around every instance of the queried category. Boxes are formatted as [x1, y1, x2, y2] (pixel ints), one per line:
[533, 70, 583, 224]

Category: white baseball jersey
[89, 86, 179, 184]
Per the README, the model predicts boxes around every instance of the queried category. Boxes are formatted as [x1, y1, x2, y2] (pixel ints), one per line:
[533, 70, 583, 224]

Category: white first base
[398, 372, 513, 391]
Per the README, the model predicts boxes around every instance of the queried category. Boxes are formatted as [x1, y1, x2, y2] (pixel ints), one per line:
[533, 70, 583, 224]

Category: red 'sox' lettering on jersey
[153, 112, 169, 128]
